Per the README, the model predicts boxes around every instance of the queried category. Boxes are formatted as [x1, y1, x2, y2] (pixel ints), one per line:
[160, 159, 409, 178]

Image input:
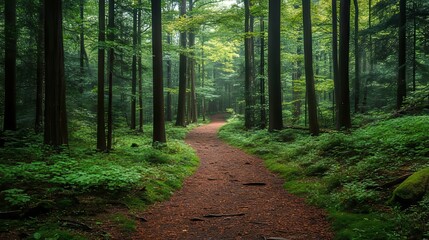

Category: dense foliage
[219, 114, 429, 239]
[0, 122, 200, 239]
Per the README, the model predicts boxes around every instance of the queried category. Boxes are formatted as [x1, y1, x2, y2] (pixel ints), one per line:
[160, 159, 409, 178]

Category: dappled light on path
[137, 114, 333, 239]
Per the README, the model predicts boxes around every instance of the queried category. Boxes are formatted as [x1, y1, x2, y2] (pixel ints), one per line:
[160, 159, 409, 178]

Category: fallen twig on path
[203, 213, 245, 218]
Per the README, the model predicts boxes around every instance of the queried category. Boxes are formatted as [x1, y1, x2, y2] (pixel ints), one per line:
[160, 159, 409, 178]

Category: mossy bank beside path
[137, 114, 333, 239]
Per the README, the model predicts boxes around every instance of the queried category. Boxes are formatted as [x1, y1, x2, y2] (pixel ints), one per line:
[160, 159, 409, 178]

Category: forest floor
[135, 114, 333, 240]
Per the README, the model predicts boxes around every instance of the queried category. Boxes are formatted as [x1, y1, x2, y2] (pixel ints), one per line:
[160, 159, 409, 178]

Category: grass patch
[0, 120, 204, 238]
[219, 115, 429, 239]
[111, 213, 137, 233]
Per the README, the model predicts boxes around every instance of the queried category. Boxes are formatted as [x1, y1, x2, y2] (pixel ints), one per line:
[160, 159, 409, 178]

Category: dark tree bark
[44, 0, 68, 146]
[35, 0, 44, 133]
[268, 0, 283, 131]
[412, 0, 416, 92]
[131, 6, 137, 129]
[176, 0, 187, 127]
[107, 0, 115, 151]
[332, 0, 341, 129]
[259, 17, 266, 129]
[97, 0, 106, 151]
[166, 33, 172, 122]
[188, 0, 197, 123]
[244, 0, 255, 129]
[292, 37, 302, 124]
[362, 0, 372, 113]
[4, 0, 17, 131]
[151, 0, 166, 143]
[397, 0, 407, 109]
[138, 0, 143, 131]
[79, 0, 85, 93]
[201, 35, 206, 122]
[338, 0, 352, 129]
[302, 0, 320, 136]
[353, 0, 360, 113]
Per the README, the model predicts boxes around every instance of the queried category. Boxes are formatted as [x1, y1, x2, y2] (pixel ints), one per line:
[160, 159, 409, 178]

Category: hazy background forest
[1, 0, 429, 239]
[1, 0, 427, 134]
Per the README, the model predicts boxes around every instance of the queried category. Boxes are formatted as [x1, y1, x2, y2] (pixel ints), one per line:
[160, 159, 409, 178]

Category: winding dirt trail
[137, 114, 333, 239]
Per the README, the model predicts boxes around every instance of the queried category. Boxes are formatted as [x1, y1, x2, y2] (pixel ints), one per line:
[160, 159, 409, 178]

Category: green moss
[265, 159, 302, 180]
[392, 167, 429, 206]
[219, 115, 429, 238]
[112, 213, 137, 232]
[330, 212, 398, 240]
[32, 225, 87, 240]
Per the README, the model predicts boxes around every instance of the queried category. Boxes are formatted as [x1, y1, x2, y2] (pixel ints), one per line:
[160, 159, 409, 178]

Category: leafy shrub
[219, 115, 429, 238]
[1, 188, 31, 207]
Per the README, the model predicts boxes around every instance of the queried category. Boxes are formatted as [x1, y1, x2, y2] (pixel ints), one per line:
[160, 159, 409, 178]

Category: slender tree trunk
[353, 0, 360, 113]
[332, 0, 341, 129]
[188, 0, 197, 123]
[152, 0, 166, 143]
[412, 0, 416, 92]
[79, 0, 85, 94]
[302, 0, 320, 136]
[362, 0, 372, 113]
[361, 44, 368, 113]
[338, 0, 352, 129]
[131, 6, 137, 129]
[268, 0, 283, 131]
[138, 0, 143, 131]
[397, 0, 407, 109]
[244, 0, 255, 129]
[4, 0, 17, 131]
[293, 39, 303, 124]
[166, 33, 172, 121]
[176, 0, 187, 127]
[97, 0, 106, 151]
[35, 0, 44, 133]
[260, 17, 266, 129]
[44, 0, 68, 146]
[107, 0, 114, 151]
[201, 36, 206, 122]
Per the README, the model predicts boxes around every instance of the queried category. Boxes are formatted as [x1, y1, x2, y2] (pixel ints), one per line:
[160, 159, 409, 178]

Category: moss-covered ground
[219, 115, 429, 239]
[0, 120, 205, 239]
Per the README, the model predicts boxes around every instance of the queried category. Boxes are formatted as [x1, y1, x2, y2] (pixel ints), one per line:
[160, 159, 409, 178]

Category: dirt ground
[136, 114, 333, 240]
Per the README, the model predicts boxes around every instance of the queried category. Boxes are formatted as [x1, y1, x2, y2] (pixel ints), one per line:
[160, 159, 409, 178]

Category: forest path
[136, 114, 333, 239]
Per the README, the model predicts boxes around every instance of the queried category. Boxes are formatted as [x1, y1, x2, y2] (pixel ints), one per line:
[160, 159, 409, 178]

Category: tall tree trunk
[302, 0, 320, 136]
[362, 0, 372, 113]
[188, 0, 197, 123]
[353, 0, 360, 113]
[338, 0, 352, 129]
[4, 0, 17, 131]
[332, 0, 341, 129]
[138, 0, 143, 131]
[397, 0, 406, 109]
[44, 0, 68, 146]
[175, 0, 187, 127]
[268, 0, 283, 131]
[244, 0, 255, 129]
[293, 38, 302, 124]
[97, 0, 106, 151]
[131, 6, 137, 129]
[412, 0, 416, 92]
[107, 0, 114, 151]
[35, 0, 44, 133]
[152, 0, 166, 143]
[201, 35, 206, 122]
[79, 0, 85, 94]
[260, 17, 266, 129]
[166, 33, 172, 121]
[186, 52, 191, 123]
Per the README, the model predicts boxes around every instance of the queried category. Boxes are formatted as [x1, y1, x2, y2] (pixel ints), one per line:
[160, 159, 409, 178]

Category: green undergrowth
[0, 120, 205, 239]
[219, 115, 429, 239]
